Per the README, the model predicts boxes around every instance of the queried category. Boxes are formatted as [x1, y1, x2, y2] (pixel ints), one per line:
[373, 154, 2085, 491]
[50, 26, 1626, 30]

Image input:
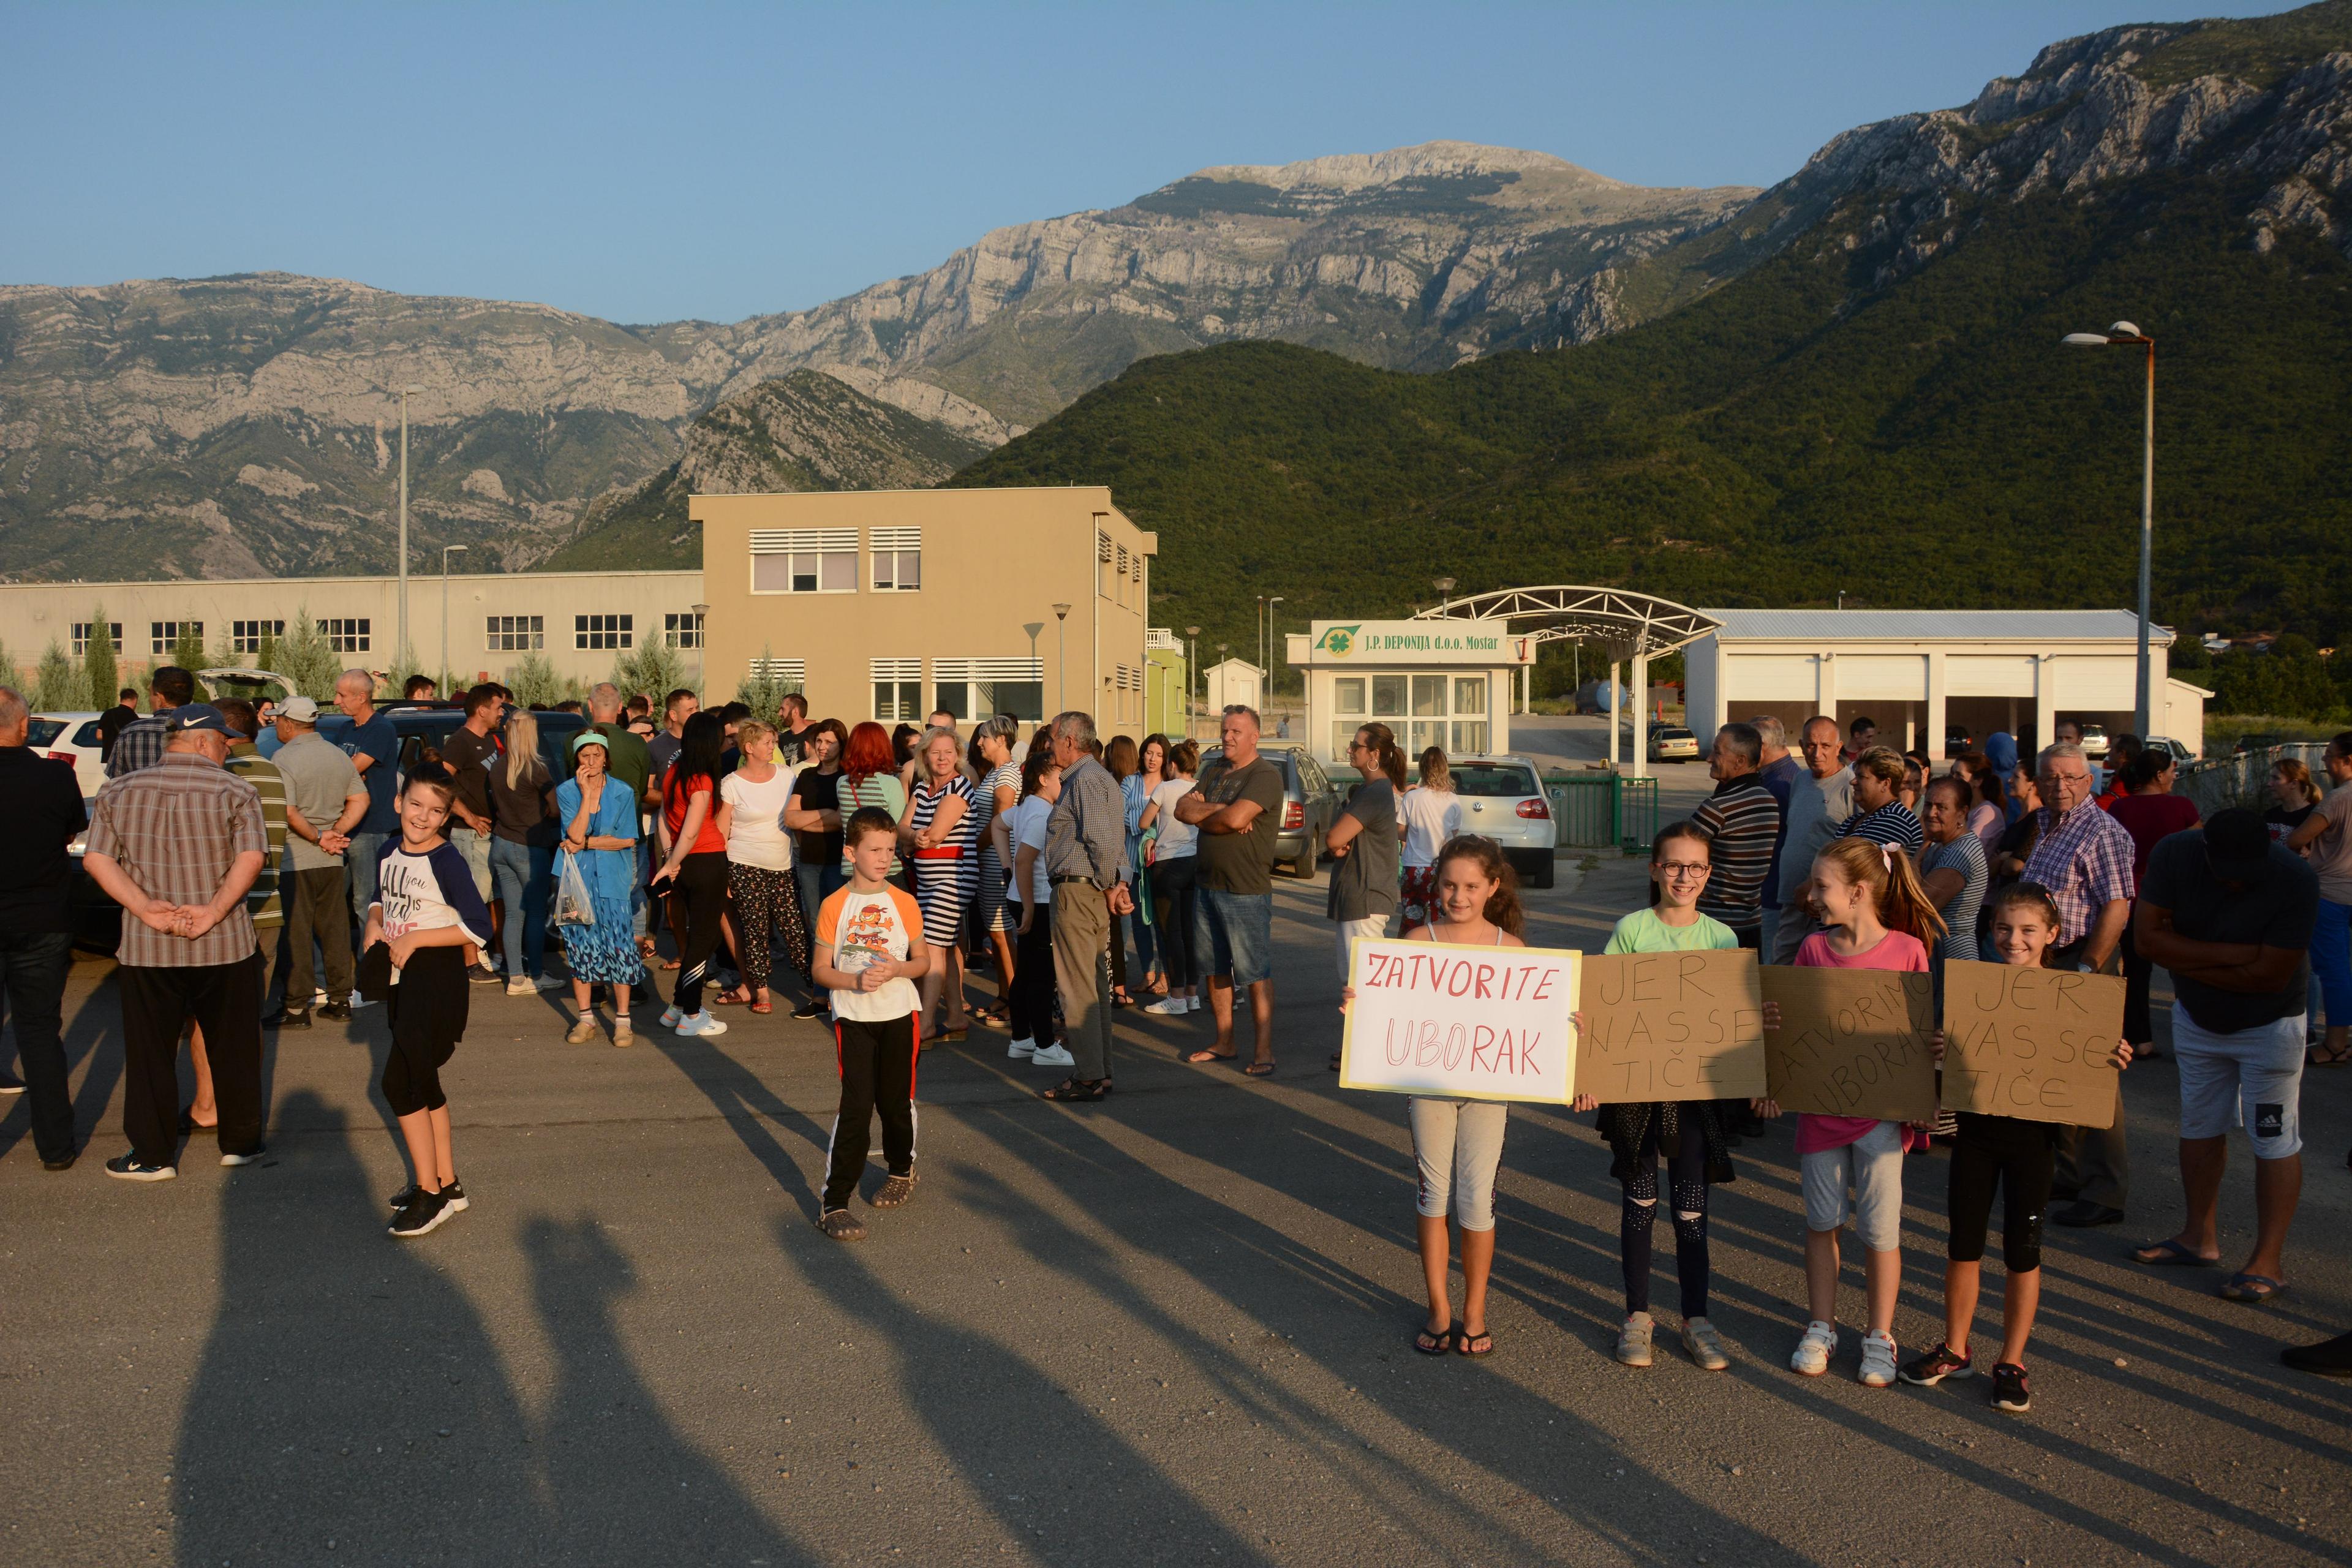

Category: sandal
[1456, 1326, 1495, 1357]
[2221, 1272, 2285, 1303]
[968, 1003, 1009, 1026]
[933, 1027, 968, 1044]
[713, 989, 753, 1006]
[1328, 1051, 1342, 1072]
[748, 998, 774, 1015]
[1182, 1047, 1237, 1065]
[2306, 1039, 2352, 1068]
[1414, 1324, 1457, 1355]
[1243, 1058, 1276, 1077]
[1041, 1076, 1112, 1102]
[2129, 1237, 2218, 1267]
[636, 936, 658, 962]
[1110, 989, 1134, 1009]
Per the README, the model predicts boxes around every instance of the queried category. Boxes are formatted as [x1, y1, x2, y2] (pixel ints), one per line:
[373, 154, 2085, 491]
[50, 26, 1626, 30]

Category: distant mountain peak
[1184, 140, 1622, 194]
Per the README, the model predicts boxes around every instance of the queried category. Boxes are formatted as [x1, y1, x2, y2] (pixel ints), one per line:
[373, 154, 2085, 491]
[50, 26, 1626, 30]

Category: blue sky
[2, 1, 2285, 323]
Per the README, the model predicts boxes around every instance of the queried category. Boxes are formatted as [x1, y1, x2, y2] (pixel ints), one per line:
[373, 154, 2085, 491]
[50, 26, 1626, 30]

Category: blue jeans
[795, 858, 844, 970]
[345, 832, 386, 927]
[633, 836, 653, 940]
[1195, 886, 1274, 989]
[489, 837, 554, 979]
[2314, 898, 2352, 1030]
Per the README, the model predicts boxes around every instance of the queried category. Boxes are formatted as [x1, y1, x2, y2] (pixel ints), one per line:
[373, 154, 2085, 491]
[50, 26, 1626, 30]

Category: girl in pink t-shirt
[1779, 836, 1947, 1388]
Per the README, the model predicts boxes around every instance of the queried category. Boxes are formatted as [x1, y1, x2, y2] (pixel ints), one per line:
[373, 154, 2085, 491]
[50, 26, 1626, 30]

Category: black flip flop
[2129, 1238, 2218, 1267]
[1455, 1326, 1494, 1357]
[1413, 1324, 1457, 1355]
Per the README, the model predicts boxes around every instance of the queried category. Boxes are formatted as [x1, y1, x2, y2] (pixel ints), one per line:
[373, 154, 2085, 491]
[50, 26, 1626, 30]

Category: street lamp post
[2063, 320, 2157, 737]
[1265, 595, 1283, 713]
[1184, 625, 1200, 739]
[398, 384, 423, 668]
[1434, 576, 1456, 614]
[690, 601, 709, 699]
[439, 544, 467, 695]
[1052, 603, 1072, 715]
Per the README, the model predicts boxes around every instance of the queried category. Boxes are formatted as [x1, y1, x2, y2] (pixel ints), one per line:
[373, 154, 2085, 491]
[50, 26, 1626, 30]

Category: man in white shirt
[1772, 715, 1856, 965]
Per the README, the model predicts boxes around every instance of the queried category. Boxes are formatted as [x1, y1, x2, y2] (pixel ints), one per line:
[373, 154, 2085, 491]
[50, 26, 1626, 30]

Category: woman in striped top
[900, 727, 976, 1042]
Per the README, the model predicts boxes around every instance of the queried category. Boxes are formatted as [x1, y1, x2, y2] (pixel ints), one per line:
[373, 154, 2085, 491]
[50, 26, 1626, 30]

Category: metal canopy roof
[1412, 586, 1722, 660]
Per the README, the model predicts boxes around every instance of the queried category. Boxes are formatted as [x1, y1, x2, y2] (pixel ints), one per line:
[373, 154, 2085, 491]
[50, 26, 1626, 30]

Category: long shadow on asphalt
[171, 1090, 814, 1567]
[656, 1035, 833, 1219]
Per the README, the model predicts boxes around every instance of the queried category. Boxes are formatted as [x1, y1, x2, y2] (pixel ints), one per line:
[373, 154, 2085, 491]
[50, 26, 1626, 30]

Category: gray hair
[1716, 722, 1762, 767]
[1749, 715, 1786, 750]
[0, 686, 24, 733]
[2038, 742, 2089, 771]
[1050, 710, 1097, 747]
[335, 668, 372, 695]
[1221, 704, 1262, 731]
[588, 682, 623, 720]
[973, 713, 1019, 746]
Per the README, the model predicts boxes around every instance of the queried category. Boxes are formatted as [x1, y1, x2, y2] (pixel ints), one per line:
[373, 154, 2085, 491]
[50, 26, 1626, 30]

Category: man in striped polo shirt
[1691, 722, 1781, 951]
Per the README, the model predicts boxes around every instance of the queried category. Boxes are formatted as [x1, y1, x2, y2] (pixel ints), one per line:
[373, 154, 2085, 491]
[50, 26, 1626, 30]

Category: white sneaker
[1186, 995, 1201, 1012]
[505, 976, 537, 997]
[1030, 1042, 1076, 1068]
[1790, 1320, 1837, 1376]
[676, 1011, 728, 1037]
[1682, 1316, 1732, 1372]
[660, 1005, 684, 1029]
[1858, 1330, 1899, 1388]
[1142, 997, 1188, 1016]
[1615, 1311, 1654, 1368]
[1007, 1038, 1038, 1059]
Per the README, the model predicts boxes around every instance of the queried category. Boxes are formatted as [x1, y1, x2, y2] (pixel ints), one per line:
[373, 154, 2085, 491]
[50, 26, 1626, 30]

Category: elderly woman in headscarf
[556, 730, 644, 1045]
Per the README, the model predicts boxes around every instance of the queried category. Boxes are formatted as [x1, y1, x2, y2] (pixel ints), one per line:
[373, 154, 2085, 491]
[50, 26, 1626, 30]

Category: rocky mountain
[541, 369, 990, 571]
[0, 144, 1749, 581]
[956, 2, 2352, 650]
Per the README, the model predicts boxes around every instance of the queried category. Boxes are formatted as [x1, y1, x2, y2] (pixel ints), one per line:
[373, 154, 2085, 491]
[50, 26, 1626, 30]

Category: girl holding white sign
[1784, 836, 1946, 1388]
[1571, 822, 1763, 1373]
[1900, 881, 2131, 1414]
[1343, 834, 1525, 1357]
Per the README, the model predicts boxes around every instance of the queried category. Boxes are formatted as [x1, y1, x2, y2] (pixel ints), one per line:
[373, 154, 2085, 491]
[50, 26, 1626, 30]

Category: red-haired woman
[839, 720, 909, 888]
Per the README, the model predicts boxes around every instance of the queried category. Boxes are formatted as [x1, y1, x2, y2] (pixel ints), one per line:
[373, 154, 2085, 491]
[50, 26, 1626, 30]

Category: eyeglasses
[1659, 861, 1711, 879]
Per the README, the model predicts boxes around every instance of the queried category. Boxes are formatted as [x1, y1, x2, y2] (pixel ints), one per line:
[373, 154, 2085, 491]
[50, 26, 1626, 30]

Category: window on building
[488, 615, 544, 652]
[72, 622, 123, 657]
[747, 657, 805, 695]
[870, 527, 921, 592]
[934, 658, 1046, 722]
[232, 619, 284, 654]
[150, 620, 203, 655]
[320, 618, 371, 653]
[872, 658, 924, 722]
[750, 527, 858, 594]
[664, 612, 703, 649]
[576, 614, 633, 650]
[1097, 531, 1114, 598]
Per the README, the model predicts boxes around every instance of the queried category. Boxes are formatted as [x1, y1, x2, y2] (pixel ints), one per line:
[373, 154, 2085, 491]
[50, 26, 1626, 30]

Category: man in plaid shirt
[103, 665, 197, 780]
[83, 705, 269, 1180]
[2021, 740, 2136, 1227]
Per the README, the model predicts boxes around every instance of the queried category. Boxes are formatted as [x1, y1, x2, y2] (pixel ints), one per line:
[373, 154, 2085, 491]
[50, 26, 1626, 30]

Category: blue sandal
[2129, 1238, 2218, 1267]
[2221, 1272, 2284, 1303]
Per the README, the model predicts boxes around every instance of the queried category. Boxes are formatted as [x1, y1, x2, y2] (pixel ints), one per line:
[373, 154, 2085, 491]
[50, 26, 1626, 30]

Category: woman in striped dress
[900, 726, 976, 1042]
[966, 715, 1022, 1026]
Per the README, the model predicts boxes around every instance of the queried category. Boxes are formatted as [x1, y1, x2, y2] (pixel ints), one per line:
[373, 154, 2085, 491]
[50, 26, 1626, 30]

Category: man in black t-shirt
[1175, 706, 1287, 1074]
[775, 693, 817, 767]
[96, 688, 140, 763]
[783, 721, 846, 1020]
[0, 684, 89, 1168]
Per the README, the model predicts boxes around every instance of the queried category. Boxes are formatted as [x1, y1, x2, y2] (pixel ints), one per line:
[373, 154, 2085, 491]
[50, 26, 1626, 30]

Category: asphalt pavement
[3, 812, 2349, 1567]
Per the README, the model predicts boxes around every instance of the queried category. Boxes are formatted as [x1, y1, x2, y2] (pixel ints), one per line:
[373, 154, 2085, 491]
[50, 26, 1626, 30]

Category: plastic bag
[554, 851, 596, 927]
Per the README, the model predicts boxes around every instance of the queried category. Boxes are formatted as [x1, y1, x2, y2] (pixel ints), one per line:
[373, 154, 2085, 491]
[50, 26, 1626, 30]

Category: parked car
[2146, 736, 2196, 765]
[1647, 726, 1700, 762]
[31, 710, 108, 796]
[1198, 742, 1340, 878]
[1445, 755, 1558, 889]
[1944, 725, 1973, 759]
[2077, 723, 2110, 759]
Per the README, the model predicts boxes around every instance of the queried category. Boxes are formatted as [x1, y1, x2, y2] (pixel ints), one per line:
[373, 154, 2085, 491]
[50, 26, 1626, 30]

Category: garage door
[2054, 656, 2135, 710]
[1838, 655, 1926, 701]
[1945, 655, 2038, 698]
[1724, 654, 1819, 702]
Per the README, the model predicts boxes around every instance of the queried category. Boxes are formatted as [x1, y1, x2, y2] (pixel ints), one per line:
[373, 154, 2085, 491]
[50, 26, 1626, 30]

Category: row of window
[1098, 531, 1144, 609]
[1330, 673, 1491, 761]
[860, 657, 1047, 723]
[67, 612, 706, 660]
[749, 527, 922, 596]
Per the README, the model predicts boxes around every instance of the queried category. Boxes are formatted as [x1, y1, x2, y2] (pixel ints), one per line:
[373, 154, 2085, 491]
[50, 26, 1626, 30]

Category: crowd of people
[1, 676, 2346, 1385]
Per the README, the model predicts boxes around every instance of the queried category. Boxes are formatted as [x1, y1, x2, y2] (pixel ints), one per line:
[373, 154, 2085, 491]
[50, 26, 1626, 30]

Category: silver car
[1443, 755, 1558, 889]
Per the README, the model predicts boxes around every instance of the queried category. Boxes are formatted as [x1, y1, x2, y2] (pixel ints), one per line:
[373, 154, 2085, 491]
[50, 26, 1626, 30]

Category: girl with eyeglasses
[1571, 821, 1762, 1371]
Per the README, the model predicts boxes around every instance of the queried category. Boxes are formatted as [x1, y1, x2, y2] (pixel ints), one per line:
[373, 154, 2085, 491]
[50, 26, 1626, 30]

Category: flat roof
[1698, 609, 2172, 645]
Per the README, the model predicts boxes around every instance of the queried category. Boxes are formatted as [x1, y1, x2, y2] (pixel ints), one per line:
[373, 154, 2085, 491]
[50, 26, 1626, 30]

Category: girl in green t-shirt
[1573, 821, 1757, 1372]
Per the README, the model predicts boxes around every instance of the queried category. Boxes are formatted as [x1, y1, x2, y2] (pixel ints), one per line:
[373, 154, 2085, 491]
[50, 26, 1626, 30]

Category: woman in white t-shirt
[1006, 753, 1071, 1066]
[1396, 747, 1463, 933]
[1137, 739, 1203, 1016]
[714, 720, 801, 1014]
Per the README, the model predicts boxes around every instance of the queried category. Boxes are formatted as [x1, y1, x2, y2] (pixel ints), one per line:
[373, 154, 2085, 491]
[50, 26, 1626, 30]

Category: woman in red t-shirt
[653, 711, 734, 1036]
[2105, 748, 2201, 1060]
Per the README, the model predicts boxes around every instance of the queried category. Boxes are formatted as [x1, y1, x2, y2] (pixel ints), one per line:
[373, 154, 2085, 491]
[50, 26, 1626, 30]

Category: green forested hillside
[952, 175, 2352, 658]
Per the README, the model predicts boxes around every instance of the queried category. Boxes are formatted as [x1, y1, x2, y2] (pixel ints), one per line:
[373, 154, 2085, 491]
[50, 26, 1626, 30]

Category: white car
[1442, 754, 1558, 889]
[2078, 723, 2111, 759]
[1648, 726, 1701, 762]
[32, 711, 108, 797]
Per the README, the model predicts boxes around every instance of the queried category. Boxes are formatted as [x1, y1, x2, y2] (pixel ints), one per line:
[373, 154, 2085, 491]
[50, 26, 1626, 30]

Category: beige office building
[692, 485, 1156, 737]
[0, 568, 706, 692]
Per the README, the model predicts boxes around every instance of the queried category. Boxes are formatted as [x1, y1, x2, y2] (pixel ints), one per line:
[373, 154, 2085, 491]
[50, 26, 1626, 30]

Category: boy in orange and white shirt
[812, 806, 931, 1240]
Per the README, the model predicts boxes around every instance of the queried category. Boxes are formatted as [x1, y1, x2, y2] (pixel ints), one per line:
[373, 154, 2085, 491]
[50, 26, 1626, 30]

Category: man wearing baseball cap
[2127, 807, 2319, 1303]
[270, 695, 369, 1028]
[83, 704, 270, 1179]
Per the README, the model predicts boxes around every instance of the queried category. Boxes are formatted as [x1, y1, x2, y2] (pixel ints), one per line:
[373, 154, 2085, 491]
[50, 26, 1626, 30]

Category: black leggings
[670, 851, 731, 1015]
[1152, 854, 1199, 990]
[1947, 1113, 2057, 1273]
[1010, 900, 1057, 1045]
[1621, 1121, 1711, 1319]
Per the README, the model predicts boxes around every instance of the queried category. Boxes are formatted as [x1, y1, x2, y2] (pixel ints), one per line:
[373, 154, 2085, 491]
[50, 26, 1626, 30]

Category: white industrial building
[1683, 609, 2209, 758]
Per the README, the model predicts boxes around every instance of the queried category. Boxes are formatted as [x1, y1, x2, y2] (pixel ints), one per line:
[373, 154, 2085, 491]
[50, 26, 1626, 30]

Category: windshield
[1451, 764, 1539, 798]
[26, 719, 66, 747]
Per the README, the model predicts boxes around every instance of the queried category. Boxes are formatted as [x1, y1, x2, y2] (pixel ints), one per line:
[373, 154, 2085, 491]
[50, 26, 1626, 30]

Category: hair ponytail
[1359, 723, 1406, 789]
[1816, 836, 1947, 945]
[1433, 833, 1524, 938]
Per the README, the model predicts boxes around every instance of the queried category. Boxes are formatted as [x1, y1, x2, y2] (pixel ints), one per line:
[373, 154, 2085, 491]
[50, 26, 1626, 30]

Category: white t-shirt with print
[817, 883, 922, 1023]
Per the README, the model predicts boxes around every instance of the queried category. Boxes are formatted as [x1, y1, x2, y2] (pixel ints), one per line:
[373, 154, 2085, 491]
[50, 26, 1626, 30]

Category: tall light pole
[1265, 595, 1283, 707]
[690, 601, 709, 699]
[2063, 320, 2157, 737]
[398, 385, 423, 668]
[1052, 603, 1072, 715]
[1434, 576, 1456, 614]
[439, 544, 467, 696]
[1185, 625, 1201, 740]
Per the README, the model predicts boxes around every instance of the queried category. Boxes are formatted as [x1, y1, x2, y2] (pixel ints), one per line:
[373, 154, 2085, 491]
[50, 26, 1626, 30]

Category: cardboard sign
[1940, 960, 2125, 1128]
[1577, 949, 1768, 1102]
[1761, 967, 1939, 1122]
[1338, 937, 1578, 1104]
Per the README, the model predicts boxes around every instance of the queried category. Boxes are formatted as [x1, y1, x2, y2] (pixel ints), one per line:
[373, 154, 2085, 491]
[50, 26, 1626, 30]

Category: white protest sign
[1337, 937, 1578, 1104]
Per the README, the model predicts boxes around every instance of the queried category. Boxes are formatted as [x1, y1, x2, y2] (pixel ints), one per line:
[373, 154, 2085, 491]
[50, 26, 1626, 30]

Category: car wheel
[1291, 830, 1320, 878]
[1527, 854, 1556, 890]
